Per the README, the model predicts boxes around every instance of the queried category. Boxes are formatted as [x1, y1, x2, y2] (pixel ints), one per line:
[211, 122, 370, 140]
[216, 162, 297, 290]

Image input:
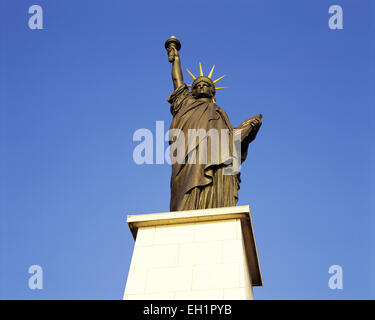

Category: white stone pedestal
[123, 205, 262, 300]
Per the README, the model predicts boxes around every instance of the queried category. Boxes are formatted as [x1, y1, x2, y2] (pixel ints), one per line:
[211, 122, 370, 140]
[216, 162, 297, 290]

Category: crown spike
[215, 87, 228, 91]
[186, 68, 196, 80]
[199, 62, 203, 77]
[213, 75, 225, 84]
[208, 65, 215, 78]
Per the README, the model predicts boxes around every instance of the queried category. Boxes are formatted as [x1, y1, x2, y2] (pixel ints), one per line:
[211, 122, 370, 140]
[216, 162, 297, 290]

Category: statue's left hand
[238, 114, 262, 141]
[238, 114, 262, 129]
[249, 117, 262, 129]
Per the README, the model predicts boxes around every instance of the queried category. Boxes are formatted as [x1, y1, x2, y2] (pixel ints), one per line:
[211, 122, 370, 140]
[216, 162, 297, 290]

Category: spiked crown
[186, 63, 228, 93]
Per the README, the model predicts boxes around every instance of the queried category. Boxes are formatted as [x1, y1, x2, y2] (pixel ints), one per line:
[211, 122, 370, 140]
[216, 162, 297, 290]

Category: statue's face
[192, 80, 214, 99]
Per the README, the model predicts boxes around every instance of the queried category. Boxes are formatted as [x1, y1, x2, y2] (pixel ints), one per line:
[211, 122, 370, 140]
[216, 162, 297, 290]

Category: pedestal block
[123, 205, 262, 300]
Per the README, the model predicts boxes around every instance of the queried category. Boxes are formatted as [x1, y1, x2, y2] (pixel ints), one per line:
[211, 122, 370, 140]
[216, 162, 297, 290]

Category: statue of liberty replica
[165, 36, 262, 212]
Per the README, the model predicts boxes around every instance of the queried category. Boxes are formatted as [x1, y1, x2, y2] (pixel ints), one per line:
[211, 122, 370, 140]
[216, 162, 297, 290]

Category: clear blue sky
[0, 0, 373, 299]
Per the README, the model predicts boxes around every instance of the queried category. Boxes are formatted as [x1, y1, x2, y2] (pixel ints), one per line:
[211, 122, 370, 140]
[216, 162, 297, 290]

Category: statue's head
[187, 63, 228, 102]
[191, 77, 215, 100]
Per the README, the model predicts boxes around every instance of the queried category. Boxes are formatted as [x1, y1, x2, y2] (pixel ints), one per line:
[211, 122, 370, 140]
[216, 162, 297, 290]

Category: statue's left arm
[238, 114, 262, 142]
[238, 114, 262, 163]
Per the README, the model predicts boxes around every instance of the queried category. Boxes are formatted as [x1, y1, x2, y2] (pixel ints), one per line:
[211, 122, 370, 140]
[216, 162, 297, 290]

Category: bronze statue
[165, 36, 262, 212]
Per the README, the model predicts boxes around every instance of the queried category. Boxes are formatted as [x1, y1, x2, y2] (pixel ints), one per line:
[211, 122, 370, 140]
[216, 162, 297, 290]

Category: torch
[165, 36, 181, 62]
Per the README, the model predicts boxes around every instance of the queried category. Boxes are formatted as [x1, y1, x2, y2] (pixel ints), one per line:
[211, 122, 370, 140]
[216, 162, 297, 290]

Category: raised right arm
[165, 37, 184, 90]
[168, 46, 184, 90]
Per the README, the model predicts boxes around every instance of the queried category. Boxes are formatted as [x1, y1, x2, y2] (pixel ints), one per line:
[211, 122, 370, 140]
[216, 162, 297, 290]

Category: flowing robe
[168, 84, 248, 212]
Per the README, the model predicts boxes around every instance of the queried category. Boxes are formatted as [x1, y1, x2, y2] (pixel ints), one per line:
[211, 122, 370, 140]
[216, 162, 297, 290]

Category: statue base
[123, 205, 262, 300]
